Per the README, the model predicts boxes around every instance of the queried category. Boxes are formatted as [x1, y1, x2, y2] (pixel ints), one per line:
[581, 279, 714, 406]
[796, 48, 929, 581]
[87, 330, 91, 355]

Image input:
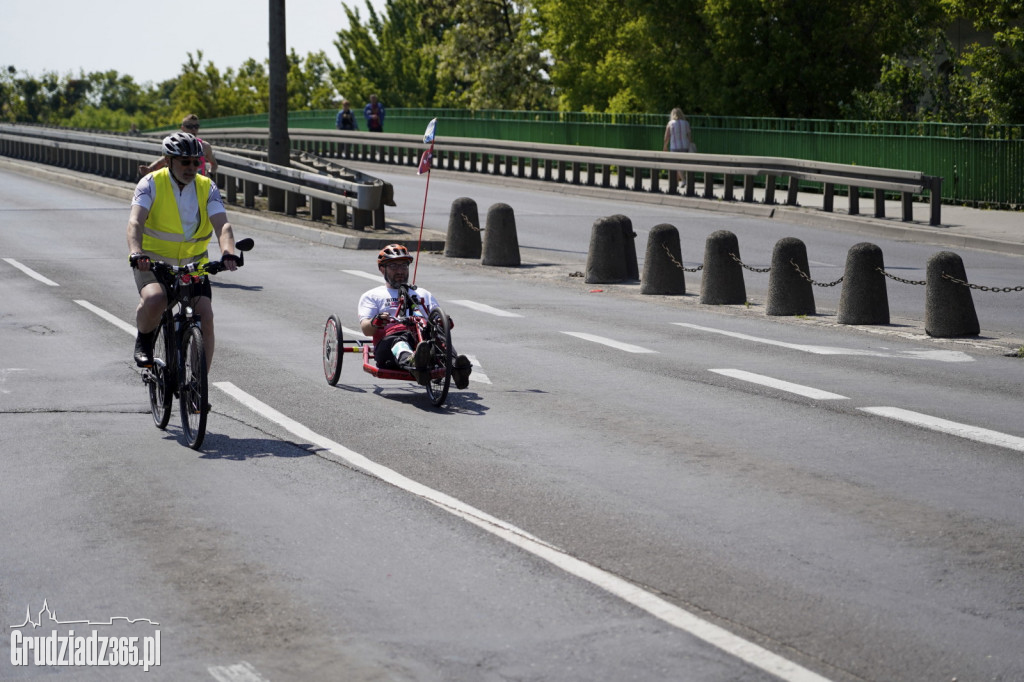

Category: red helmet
[377, 244, 413, 266]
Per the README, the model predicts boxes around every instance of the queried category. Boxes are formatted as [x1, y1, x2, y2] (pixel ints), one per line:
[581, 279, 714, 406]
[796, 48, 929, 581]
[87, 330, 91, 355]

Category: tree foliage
[1, 0, 1021, 130]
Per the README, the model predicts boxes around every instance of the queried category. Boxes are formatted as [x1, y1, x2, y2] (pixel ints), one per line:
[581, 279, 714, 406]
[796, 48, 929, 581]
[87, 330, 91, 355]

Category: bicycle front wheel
[323, 314, 343, 386]
[147, 317, 173, 429]
[179, 325, 208, 450]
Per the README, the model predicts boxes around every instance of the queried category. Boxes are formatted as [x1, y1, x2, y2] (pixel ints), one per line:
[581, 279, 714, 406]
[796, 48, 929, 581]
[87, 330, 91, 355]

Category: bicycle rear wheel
[179, 325, 208, 450]
[147, 317, 173, 429]
[323, 314, 344, 386]
[425, 307, 453, 407]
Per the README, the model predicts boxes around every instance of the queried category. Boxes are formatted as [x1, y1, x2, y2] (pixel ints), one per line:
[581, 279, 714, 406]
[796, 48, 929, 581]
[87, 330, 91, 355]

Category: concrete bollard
[445, 197, 482, 259]
[766, 237, 815, 316]
[700, 230, 746, 305]
[641, 224, 686, 295]
[838, 242, 890, 325]
[611, 214, 639, 280]
[925, 251, 980, 337]
[585, 215, 627, 283]
[481, 202, 521, 267]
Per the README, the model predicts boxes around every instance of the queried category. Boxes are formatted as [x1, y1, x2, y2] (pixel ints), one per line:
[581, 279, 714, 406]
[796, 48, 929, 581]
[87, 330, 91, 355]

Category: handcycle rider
[358, 244, 472, 389]
[127, 132, 239, 372]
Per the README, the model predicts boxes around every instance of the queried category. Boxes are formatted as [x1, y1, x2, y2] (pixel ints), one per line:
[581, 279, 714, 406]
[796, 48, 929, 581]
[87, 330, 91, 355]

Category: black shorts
[374, 329, 415, 369]
[134, 268, 213, 299]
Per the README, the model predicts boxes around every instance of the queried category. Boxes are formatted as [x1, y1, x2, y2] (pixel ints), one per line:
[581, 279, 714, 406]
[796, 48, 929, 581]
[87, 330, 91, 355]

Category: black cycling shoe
[412, 342, 433, 386]
[133, 331, 155, 367]
[452, 354, 472, 389]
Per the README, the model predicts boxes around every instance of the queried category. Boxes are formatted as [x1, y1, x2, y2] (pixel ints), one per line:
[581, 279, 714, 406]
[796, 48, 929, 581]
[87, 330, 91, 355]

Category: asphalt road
[2, 167, 1023, 682]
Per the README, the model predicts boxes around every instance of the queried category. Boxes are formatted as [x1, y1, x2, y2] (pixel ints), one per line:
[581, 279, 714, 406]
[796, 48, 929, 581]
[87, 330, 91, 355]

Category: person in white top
[357, 244, 472, 389]
[663, 108, 693, 186]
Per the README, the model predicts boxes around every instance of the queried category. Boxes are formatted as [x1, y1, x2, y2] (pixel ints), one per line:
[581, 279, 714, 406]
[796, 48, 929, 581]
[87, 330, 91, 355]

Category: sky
[1, 0, 384, 85]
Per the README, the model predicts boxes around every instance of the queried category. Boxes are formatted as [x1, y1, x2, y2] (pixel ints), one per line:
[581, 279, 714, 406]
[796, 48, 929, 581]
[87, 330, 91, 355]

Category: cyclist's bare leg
[136, 283, 166, 334]
[195, 296, 215, 372]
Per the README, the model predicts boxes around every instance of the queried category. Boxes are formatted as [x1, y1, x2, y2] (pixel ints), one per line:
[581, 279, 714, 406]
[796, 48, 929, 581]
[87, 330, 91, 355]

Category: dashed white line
[208, 661, 268, 682]
[860, 407, 1024, 453]
[449, 299, 523, 317]
[675, 323, 973, 363]
[214, 381, 832, 682]
[562, 332, 656, 354]
[710, 369, 848, 400]
[3, 258, 59, 286]
[462, 354, 490, 384]
[341, 269, 381, 282]
[75, 300, 136, 335]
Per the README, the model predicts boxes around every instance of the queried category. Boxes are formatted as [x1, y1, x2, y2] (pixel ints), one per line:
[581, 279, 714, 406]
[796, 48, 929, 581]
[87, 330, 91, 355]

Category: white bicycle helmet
[162, 132, 202, 157]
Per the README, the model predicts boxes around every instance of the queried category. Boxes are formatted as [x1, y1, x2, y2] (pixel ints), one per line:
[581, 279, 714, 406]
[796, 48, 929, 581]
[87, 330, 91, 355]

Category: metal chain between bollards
[662, 243, 703, 272]
[461, 213, 482, 232]
[727, 252, 770, 273]
[940, 273, 1024, 293]
[876, 267, 926, 285]
[789, 259, 843, 287]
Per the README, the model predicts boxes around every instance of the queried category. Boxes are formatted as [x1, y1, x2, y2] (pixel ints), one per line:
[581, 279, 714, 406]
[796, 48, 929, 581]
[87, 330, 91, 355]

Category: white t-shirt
[358, 284, 439, 324]
[667, 119, 691, 153]
[132, 175, 226, 240]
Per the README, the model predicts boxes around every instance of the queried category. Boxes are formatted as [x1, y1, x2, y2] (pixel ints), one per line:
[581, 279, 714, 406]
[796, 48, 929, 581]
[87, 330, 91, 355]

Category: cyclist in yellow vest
[127, 132, 238, 370]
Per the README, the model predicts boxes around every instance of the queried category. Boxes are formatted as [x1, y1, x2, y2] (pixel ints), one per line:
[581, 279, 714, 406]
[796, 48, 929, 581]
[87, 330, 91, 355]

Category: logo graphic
[9, 600, 161, 672]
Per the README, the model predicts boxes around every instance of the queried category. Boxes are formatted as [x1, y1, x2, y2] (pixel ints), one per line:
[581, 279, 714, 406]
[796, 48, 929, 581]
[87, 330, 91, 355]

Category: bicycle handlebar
[131, 237, 255, 277]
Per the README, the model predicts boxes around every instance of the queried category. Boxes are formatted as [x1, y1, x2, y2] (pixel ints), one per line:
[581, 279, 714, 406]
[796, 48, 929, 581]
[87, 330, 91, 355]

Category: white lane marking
[75, 300, 136, 335]
[3, 258, 59, 286]
[860, 407, 1024, 453]
[342, 269, 381, 282]
[1, 368, 28, 394]
[710, 369, 848, 400]
[463, 354, 491, 384]
[214, 381, 832, 682]
[208, 661, 268, 682]
[449, 299, 524, 317]
[675, 323, 973, 363]
[342, 326, 366, 339]
[562, 332, 656, 354]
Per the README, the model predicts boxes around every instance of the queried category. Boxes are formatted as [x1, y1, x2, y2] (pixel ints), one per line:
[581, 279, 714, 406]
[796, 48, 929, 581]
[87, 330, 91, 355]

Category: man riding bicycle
[358, 244, 472, 389]
[127, 132, 238, 370]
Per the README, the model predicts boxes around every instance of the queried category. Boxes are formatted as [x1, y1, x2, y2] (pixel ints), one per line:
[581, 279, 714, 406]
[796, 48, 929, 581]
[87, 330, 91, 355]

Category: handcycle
[135, 238, 254, 449]
[322, 283, 454, 407]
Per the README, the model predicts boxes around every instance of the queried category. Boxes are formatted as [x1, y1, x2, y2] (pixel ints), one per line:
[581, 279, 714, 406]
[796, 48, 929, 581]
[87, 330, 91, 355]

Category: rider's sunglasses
[177, 158, 202, 167]
[183, 124, 200, 130]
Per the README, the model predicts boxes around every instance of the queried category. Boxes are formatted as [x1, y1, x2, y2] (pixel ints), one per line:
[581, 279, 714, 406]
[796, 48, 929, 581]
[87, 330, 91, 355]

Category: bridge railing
[200, 127, 943, 226]
[0, 124, 389, 230]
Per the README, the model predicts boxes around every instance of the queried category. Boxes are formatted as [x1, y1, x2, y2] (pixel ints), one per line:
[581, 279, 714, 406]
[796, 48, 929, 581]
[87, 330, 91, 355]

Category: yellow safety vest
[141, 168, 214, 267]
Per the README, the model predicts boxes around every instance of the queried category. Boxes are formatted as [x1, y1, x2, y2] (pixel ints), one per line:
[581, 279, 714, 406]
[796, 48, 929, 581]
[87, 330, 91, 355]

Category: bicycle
[323, 282, 454, 407]
[135, 238, 254, 449]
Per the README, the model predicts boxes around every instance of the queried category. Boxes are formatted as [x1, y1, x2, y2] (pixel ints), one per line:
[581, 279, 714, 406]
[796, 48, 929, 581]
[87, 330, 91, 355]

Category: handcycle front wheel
[425, 307, 453, 407]
[323, 314, 344, 386]
[147, 317, 173, 429]
[179, 325, 209, 450]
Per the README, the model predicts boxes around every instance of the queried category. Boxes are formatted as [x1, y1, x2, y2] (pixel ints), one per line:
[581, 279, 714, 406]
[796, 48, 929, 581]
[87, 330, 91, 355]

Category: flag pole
[412, 118, 437, 286]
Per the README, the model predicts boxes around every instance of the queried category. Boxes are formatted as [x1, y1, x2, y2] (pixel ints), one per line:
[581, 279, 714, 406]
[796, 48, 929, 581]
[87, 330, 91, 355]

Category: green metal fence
[201, 110, 1024, 208]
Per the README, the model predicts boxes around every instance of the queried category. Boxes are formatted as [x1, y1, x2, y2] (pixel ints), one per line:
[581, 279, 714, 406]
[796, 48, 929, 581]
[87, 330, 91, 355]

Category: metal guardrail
[201, 127, 943, 226]
[0, 124, 389, 230]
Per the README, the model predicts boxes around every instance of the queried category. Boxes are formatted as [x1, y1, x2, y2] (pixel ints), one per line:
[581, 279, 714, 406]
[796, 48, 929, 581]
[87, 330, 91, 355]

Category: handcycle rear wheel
[179, 325, 208, 450]
[323, 314, 344, 386]
[148, 317, 174, 429]
[425, 307, 453, 407]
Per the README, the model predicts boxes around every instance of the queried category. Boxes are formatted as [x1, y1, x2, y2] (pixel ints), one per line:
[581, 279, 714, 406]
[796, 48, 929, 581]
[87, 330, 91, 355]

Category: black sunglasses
[183, 124, 199, 130]
[177, 158, 202, 167]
